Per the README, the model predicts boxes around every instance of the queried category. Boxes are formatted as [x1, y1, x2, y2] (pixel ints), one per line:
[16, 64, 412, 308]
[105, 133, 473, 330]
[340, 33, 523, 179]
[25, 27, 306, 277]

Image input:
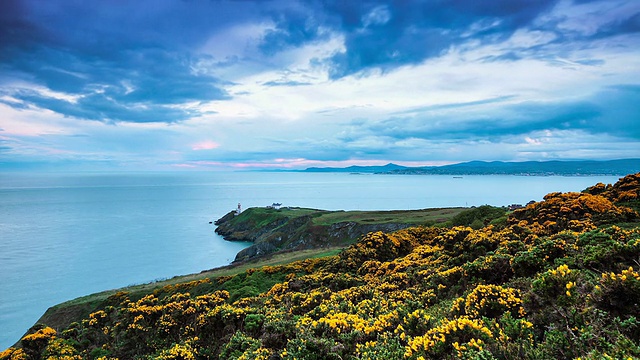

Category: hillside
[303, 163, 408, 173]
[2, 174, 640, 360]
[303, 159, 640, 176]
[215, 207, 469, 262]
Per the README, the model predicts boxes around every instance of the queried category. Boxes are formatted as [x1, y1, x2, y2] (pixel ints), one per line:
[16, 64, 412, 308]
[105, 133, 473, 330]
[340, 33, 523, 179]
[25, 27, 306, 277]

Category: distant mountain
[303, 159, 640, 176]
[303, 163, 408, 173]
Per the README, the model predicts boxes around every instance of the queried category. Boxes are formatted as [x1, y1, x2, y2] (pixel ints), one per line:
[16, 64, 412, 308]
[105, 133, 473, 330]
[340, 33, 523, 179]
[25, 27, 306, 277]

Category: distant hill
[303, 159, 640, 176]
[303, 162, 407, 173]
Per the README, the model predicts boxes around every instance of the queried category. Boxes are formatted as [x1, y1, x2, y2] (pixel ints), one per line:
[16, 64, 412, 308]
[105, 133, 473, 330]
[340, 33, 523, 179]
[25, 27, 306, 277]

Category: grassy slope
[312, 207, 466, 226]
[35, 247, 345, 333]
[226, 206, 468, 228]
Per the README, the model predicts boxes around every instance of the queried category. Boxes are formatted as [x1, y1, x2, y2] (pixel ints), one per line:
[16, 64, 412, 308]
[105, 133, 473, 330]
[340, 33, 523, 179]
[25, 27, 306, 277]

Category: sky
[0, 0, 639, 171]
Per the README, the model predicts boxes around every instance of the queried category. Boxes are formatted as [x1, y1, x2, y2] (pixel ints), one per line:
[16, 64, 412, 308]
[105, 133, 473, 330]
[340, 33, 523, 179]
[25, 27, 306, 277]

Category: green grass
[229, 206, 467, 229]
[49, 247, 345, 309]
[312, 208, 467, 226]
[229, 207, 328, 228]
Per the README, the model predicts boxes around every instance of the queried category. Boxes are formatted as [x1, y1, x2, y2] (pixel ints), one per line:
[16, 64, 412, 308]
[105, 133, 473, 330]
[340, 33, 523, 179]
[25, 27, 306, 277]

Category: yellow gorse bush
[601, 266, 640, 282]
[451, 284, 525, 318]
[405, 317, 493, 357]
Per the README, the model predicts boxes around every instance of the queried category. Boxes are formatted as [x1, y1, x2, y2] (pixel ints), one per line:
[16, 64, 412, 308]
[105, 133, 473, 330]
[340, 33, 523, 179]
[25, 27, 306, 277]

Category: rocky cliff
[215, 207, 420, 262]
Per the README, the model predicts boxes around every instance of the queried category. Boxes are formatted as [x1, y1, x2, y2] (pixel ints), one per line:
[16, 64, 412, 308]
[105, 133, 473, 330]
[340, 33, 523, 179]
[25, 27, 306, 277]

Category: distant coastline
[301, 158, 640, 176]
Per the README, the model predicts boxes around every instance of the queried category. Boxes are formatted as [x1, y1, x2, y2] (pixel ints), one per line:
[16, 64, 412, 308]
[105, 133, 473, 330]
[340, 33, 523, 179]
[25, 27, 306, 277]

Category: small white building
[235, 203, 242, 215]
[267, 203, 282, 210]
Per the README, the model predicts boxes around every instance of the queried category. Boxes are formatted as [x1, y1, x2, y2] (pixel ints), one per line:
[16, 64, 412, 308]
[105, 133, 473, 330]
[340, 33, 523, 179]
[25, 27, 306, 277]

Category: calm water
[0, 171, 622, 348]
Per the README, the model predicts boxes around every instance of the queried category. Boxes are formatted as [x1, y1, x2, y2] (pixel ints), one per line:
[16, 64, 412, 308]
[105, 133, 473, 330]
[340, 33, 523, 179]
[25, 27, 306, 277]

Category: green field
[312, 207, 466, 226]
[228, 206, 467, 227]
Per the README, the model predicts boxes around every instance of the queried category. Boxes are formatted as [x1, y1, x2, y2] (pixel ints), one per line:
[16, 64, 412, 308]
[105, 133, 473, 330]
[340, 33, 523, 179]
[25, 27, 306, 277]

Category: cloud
[191, 140, 220, 151]
[362, 5, 392, 28]
[2, 43, 232, 122]
[251, 0, 640, 78]
[258, 1, 333, 56]
[0, 1, 236, 124]
[351, 84, 640, 144]
[0, 0, 639, 170]
[320, 0, 561, 77]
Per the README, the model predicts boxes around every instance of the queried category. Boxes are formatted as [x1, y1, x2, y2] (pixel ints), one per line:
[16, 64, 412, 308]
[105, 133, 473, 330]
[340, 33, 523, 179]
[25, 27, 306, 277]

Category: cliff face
[215, 208, 416, 262]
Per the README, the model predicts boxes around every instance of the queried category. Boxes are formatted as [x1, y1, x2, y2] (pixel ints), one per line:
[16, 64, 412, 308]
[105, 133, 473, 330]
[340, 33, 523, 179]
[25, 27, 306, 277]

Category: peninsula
[214, 206, 495, 262]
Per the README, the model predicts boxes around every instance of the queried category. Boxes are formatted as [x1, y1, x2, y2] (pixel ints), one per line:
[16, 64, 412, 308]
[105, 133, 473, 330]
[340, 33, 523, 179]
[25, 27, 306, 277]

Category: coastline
[24, 205, 478, 342]
[2, 173, 627, 350]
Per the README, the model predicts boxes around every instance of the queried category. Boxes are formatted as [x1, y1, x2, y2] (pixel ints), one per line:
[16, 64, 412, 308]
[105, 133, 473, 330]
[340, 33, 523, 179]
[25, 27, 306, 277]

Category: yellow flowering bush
[451, 284, 525, 319]
[531, 264, 581, 306]
[593, 266, 640, 318]
[405, 317, 493, 358]
[584, 173, 640, 203]
[20, 326, 57, 359]
[42, 337, 82, 359]
[156, 343, 196, 360]
[0, 348, 27, 360]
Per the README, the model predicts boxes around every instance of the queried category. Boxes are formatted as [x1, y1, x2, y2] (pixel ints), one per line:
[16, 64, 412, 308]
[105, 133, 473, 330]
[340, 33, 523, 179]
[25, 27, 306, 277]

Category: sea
[0, 171, 624, 349]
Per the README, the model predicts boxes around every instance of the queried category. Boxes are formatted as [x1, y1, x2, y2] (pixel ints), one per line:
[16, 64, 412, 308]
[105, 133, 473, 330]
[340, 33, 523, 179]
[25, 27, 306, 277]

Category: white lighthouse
[235, 203, 242, 216]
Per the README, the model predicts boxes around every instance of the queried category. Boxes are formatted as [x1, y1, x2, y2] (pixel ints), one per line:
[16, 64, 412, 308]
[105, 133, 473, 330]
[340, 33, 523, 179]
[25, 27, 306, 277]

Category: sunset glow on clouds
[0, 0, 638, 171]
[191, 141, 221, 151]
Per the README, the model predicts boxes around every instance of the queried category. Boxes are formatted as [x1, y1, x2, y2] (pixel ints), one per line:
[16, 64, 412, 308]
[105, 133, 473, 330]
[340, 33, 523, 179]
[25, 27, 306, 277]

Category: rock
[213, 207, 420, 263]
[214, 211, 237, 226]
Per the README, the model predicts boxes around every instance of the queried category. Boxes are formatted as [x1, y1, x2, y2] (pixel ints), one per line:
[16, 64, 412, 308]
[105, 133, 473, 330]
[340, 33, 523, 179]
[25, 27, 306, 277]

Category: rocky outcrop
[215, 209, 417, 263]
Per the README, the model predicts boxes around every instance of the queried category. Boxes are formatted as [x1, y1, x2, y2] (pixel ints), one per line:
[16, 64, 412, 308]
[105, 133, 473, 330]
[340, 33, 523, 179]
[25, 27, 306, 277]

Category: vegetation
[3, 173, 640, 360]
[220, 206, 468, 229]
[216, 206, 469, 262]
[448, 205, 507, 229]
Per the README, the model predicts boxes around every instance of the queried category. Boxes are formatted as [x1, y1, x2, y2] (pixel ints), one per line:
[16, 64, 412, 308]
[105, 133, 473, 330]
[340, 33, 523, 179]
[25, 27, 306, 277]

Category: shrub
[593, 267, 640, 319]
[451, 284, 525, 319]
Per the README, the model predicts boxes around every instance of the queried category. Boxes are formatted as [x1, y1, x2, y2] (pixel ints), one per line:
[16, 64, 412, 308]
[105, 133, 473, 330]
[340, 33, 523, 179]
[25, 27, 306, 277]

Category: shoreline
[25, 205, 484, 343]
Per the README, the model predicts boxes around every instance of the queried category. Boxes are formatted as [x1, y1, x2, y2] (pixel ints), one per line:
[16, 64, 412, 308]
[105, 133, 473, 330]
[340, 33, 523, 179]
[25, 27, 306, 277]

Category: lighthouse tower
[235, 203, 242, 216]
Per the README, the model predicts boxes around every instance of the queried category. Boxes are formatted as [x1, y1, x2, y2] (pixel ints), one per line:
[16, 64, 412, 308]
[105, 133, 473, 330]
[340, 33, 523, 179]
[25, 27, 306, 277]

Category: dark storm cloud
[0, 0, 47, 59]
[258, 0, 562, 77]
[255, 0, 640, 78]
[3, 0, 638, 121]
[0, 0, 246, 123]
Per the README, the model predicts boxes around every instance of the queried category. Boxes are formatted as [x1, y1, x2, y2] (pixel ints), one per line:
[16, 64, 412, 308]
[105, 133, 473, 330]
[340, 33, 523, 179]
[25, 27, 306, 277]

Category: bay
[0, 171, 622, 348]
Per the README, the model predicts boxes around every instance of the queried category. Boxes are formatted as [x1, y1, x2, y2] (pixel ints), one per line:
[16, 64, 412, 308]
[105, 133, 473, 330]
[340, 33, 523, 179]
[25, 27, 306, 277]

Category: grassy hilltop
[3, 174, 640, 360]
[214, 206, 487, 262]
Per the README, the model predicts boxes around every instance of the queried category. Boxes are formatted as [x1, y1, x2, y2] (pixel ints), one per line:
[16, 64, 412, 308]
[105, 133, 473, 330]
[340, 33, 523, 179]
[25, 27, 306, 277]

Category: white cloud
[543, 0, 640, 36]
[362, 5, 392, 28]
[199, 22, 275, 61]
[0, 103, 76, 136]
